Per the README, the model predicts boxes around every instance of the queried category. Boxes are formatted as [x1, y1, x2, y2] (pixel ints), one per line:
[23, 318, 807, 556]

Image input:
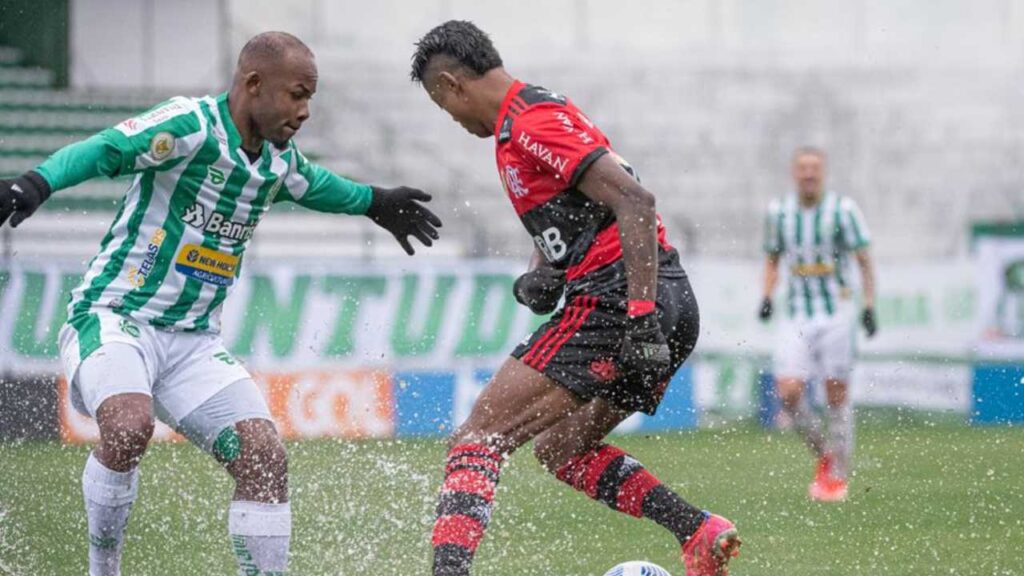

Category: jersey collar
[493, 79, 525, 140]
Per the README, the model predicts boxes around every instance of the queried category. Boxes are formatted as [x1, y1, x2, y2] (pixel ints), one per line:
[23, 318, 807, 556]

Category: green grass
[1, 419, 1022, 575]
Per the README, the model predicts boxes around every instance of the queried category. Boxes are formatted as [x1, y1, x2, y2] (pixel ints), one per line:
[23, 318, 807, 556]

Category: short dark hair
[410, 20, 503, 83]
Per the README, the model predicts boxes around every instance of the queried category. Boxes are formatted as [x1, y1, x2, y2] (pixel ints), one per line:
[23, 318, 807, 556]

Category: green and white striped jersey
[763, 193, 871, 320]
[37, 93, 372, 333]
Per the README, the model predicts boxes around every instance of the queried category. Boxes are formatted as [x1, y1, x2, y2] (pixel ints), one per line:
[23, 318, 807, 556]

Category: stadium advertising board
[0, 258, 978, 440]
[971, 229, 1024, 423]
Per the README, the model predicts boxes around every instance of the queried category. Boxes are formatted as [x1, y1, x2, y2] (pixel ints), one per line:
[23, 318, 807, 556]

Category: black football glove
[513, 266, 565, 314]
[620, 313, 672, 387]
[0, 171, 52, 228]
[365, 186, 442, 255]
[862, 307, 878, 338]
[758, 297, 774, 322]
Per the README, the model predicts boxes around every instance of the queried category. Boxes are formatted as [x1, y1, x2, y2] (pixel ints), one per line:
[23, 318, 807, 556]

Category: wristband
[627, 299, 656, 317]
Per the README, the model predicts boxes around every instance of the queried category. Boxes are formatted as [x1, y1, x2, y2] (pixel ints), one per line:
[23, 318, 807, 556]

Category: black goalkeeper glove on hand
[758, 297, 774, 322]
[513, 266, 565, 314]
[0, 171, 52, 228]
[620, 313, 672, 387]
[862, 307, 878, 338]
[365, 186, 442, 255]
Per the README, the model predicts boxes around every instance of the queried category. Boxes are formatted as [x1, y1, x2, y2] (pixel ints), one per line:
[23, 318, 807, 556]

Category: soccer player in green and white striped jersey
[0, 32, 441, 576]
[759, 147, 877, 502]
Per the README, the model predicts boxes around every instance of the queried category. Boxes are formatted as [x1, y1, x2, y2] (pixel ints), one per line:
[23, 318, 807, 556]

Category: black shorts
[511, 250, 699, 415]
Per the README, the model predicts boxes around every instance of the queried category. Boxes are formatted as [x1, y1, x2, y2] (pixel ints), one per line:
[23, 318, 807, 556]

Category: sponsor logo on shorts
[589, 358, 620, 382]
[174, 244, 239, 286]
[213, 351, 237, 365]
[149, 131, 175, 161]
[119, 318, 141, 338]
[126, 228, 166, 288]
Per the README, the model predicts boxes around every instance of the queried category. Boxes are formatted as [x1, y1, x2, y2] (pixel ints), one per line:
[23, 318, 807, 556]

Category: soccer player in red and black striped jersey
[411, 21, 741, 576]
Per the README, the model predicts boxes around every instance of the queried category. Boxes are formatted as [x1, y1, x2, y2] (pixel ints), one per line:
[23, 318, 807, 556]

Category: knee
[103, 417, 154, 463]
[229, 421, 288, 502]
[96, 399, 154, 465]
[776, 379, 804, 409]
[825, 379, 848, 407]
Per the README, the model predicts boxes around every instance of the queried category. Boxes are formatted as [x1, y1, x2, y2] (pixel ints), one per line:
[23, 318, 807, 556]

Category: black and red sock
[431, 444, 503, 576]
[555, 444, 706, 546]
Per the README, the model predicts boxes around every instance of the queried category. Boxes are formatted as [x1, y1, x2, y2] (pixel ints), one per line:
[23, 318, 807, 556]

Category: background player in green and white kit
[759, 147, 877, 502]
[0, 32, 441, 576]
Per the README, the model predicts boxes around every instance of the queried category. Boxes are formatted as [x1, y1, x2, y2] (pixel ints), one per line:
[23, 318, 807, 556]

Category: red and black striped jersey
[493, 80, 670, 282]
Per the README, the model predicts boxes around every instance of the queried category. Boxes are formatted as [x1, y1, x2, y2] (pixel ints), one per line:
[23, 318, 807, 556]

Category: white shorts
[773, 304, 856, 382]
[58, 308, 262, 429]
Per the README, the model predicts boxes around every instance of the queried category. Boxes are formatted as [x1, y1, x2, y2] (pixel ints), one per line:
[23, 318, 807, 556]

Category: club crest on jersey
[503, 165, 529, 198]
[517, 132, 568, 174]
[126, 228, 166, 288]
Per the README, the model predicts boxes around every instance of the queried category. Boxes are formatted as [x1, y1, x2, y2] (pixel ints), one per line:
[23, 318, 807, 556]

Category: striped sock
[555, 444, 705, 546]
[431, 444, 503, 576]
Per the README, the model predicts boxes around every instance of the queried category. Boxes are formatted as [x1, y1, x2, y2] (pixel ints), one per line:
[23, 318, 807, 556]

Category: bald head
[237, 31, 313, 74]
[230, 32, 318, 149]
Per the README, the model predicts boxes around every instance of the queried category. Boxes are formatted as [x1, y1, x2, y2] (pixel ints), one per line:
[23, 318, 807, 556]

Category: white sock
[788, 397, 826, 457]
[82, 452, 139, 576]
[229, 501, 291, 575]
[828, 402, 854, 479]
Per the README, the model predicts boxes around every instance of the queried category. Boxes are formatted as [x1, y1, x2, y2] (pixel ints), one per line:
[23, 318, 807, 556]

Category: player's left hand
[366, 186, 442, 255]
[862, 307, 878, 338]
[0, 171, 52, 228]
[620, 313, 672, 385]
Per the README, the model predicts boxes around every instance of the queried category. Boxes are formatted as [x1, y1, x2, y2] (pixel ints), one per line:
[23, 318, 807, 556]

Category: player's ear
[437, 71, 461, 95]
[245, 71, 262, 96]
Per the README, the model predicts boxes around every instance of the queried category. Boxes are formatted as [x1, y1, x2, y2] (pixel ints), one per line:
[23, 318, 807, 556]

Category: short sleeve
[764, 200, 784, 255]
[511, 105, 609, 187]
[838, 196, 871, 250]
[101, 96, 207, 176]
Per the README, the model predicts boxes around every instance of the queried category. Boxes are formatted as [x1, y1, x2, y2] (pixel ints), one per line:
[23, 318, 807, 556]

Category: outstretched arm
[1, 97, 204, 228]
[277, 152, 441, 255]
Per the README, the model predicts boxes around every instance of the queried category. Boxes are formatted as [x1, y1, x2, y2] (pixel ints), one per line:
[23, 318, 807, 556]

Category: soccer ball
[603, 561, 672, 576]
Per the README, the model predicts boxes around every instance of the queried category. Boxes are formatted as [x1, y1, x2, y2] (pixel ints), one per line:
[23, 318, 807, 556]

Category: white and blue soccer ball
[603, 561, 672, 576]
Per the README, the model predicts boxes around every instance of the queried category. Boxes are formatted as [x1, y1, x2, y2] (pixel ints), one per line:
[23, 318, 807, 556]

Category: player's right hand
[758, 297, 773, 322]
[0, 171, 52, 228]
[365, 186, 443, 255]
[513, 266, 565, 314]
[620, 313, 672, 386]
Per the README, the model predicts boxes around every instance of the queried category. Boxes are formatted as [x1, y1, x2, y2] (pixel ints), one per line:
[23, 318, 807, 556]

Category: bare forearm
[763, 257, 780, 300]
[617, 202, 659, 302]
[857, 251, 876, 308]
